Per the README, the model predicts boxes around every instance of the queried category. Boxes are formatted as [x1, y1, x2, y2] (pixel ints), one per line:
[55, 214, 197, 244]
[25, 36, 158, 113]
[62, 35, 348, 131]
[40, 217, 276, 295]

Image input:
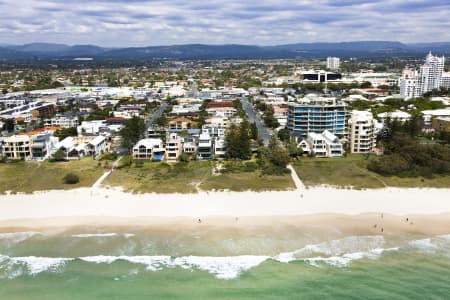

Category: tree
[54, 127, 77, 141]
[51, 149, 67, 162]
[250, 122, 258, 140]
[270, 144, 291, 168]
[277, 128, 290, 144]
[3, 118, 15, 132]
[225, 121, 252, 160]
[120, 116, 146, 153]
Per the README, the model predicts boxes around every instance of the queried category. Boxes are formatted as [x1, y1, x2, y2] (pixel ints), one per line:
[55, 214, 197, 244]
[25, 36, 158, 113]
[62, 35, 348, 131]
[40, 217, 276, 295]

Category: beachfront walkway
[92, 156, 123, 189]
[287, 164, 305, 190]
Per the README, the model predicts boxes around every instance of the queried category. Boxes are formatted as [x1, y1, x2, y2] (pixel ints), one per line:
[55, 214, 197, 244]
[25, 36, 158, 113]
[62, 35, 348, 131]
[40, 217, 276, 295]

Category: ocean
[0, 224, 449, 299]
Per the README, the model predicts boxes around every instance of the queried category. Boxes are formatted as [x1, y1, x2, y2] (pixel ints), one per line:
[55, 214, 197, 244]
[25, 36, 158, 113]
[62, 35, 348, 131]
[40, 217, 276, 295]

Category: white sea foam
[72, 233, 135, 238]
[0, 235, 404, 280]
[10, 256, 73, 275]
[79, 255, 269, 279]
[274, 235, 386, 263]
[79, 255, 118, 264]
[72, 233, 118, 238]
[172, 255, 270, 279]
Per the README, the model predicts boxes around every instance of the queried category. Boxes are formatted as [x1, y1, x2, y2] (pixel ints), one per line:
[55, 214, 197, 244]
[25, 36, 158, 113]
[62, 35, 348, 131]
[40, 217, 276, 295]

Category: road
[146, 101, 168, 128]
[241, 95, 272, 145]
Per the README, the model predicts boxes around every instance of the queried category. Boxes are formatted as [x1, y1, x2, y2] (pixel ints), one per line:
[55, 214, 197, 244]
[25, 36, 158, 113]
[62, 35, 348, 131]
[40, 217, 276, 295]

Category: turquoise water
[1, 227, 449, 299]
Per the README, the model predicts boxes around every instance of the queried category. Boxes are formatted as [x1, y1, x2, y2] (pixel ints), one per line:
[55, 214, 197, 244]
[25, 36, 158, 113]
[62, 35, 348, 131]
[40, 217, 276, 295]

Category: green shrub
[63, 173, 80, 184]
[262, 166, 291, 176]
[117, 156, 133, 169]
[99, 152, 118, 161]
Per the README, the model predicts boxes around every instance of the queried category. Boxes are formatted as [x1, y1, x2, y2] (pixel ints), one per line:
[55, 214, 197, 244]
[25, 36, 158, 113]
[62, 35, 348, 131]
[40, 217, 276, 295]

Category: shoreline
[0, 187, 449, 227]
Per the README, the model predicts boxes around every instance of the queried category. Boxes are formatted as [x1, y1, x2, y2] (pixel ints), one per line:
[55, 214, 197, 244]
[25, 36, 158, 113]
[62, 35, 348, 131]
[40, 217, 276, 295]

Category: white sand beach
[0, 187, 448, 222]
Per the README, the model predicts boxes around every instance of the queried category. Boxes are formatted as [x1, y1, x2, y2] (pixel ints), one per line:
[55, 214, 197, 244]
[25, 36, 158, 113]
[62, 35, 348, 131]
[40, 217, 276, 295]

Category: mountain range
[1, 41, 450, 60]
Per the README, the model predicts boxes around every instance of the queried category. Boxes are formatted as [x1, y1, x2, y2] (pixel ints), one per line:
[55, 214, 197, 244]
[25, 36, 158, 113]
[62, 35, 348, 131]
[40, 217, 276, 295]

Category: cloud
[0, 0, 449, 46]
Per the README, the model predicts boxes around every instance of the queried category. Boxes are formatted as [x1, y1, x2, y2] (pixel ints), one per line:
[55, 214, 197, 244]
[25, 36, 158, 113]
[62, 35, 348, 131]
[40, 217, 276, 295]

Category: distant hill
[0, 41, 449, 60]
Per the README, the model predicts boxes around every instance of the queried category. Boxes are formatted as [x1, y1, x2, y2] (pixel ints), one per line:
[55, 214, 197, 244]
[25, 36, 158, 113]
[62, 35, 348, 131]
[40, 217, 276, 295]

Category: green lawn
[293, 154, 450, 189]
[0, 158, 105, 194]
[103, 160, 294, 193]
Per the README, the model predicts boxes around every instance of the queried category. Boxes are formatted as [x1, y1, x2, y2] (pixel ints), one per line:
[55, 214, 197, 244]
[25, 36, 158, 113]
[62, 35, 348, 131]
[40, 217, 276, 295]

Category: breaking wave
[1, 234, 448, 280]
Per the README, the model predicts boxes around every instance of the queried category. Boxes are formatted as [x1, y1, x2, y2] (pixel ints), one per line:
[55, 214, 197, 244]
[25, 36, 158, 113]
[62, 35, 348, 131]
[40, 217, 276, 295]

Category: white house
[86, 136, 107, 156]
[306, 130, 344, 157]
[377, 110, 411, 124]
[132, 138, 165, 160]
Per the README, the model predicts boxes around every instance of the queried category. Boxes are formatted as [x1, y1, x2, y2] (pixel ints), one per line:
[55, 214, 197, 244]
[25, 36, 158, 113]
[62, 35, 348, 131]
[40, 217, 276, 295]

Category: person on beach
[198, 218, 202, 223]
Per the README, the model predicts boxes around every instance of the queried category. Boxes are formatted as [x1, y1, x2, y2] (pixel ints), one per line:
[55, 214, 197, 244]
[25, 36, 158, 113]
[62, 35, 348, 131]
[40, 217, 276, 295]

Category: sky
[0, 0, 449, 47]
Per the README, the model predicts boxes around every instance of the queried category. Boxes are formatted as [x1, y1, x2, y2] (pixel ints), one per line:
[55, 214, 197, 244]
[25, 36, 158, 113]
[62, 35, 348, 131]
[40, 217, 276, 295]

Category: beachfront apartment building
[197, 133, 213, 160]
[1, 135, 32, 159]
[165, 133, 183, 161]
[348, 110, 378, 154]
[287, 97, 346, 137]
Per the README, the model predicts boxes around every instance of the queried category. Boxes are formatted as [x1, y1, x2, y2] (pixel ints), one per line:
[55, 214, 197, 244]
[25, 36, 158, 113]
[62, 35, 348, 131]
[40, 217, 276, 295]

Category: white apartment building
[165, 133, 183, 161]
[1, 135, 32, 159]
[418, 52, 445, 94]
[400, 68, 420, 98]
[441, 73, 450, 88]
[326, 57, 340, 70]
[44, 114, 79, 128]
[348, 110, 378, 154]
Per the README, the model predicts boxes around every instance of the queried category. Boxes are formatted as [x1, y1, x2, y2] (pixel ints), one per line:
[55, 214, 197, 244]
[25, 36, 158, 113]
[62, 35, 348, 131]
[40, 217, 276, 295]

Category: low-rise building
[44, 113, 79, 128]
[197, 133, 213, 160]
[377, 110, 411, 124]
[1, 135, 32, 159]
[168, 117, 198, 130]
[132, 138, 165, 160]
[432, 117, 450, 132]
[306, 130, 344, 157]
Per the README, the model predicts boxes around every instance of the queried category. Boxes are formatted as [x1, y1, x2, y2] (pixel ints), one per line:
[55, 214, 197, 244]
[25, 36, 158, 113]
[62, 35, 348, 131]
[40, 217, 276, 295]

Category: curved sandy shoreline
[0, 187, 449, 221]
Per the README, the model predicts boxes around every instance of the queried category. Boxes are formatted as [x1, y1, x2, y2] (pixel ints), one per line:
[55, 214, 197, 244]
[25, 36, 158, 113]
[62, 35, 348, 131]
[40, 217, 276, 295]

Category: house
[297, 139, 311, 156]
[377, 110, 411, 124]
[54, 137, 76, 160]
[44, 113, 79, 128]
[306, 130, 344, 157]
[306, 132, 327, 157]
[30, 134, 58, 160]
[1, 135, 32, 159]
[205, 107, 237, 118]
[168, 117, 198, 130]
[322, 130, 344, 157]
[432, 117, 450, 132]
[165, 133, 183, 161]
[132, 138, 165, 160]
[214, 138, 226, 158]
[86, 136, 107, 156]
[197, 133, 213, 160]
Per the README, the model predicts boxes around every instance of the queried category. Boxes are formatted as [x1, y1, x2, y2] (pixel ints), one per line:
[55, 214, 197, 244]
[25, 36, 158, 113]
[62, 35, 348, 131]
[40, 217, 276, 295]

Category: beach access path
[92, 156, 123, 189]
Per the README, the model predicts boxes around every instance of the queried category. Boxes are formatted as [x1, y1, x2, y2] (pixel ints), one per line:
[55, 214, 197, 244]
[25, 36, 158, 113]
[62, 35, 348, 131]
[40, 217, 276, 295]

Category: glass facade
[287, 103, 346, 137]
